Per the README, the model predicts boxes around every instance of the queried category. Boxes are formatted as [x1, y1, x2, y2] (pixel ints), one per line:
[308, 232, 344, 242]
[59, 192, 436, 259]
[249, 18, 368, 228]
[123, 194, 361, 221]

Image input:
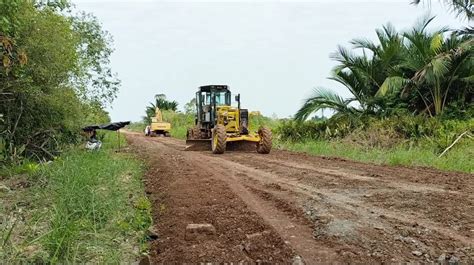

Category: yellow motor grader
[186, 85, 272, 154]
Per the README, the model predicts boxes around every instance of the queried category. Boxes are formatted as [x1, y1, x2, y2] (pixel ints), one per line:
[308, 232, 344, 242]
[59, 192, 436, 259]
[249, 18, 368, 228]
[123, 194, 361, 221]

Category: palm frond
[377, 76, 410, 97]
[430, 33, 444, 52]
[429, 53, 452, 78]
[413, 0, 473, 20]
[350, 38, 378, 53]
[294, 87, 356, 121]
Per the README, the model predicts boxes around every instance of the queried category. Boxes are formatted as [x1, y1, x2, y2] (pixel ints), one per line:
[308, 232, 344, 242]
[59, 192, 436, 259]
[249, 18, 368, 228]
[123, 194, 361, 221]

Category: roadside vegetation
[1, 0, 118, 165]
[284, 13, 473, 173]
[0, 132, 151, 263]
[276, 118, 473, 173]
[1, 1, 152, 263]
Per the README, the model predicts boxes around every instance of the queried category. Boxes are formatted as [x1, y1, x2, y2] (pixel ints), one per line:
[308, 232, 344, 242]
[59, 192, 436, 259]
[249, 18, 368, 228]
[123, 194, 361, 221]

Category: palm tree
[142, 95, 179, 123]
[294, 88, 360, 121]
[295, 16, 473, 120]
[295, 24, 406, 121]
[412, 0, 473, 20]
[379, 16, 473, 116]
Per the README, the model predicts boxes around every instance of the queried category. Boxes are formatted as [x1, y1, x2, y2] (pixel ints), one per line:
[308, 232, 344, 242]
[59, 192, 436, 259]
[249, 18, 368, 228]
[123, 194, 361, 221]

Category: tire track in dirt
[203, 153, 473, 243]
[127, 133, 474, 263]
[234, 155, 463, 195]
[223, 152, 474, 238]
[126, 133, 317, 263]
[184, 151, 340, 263]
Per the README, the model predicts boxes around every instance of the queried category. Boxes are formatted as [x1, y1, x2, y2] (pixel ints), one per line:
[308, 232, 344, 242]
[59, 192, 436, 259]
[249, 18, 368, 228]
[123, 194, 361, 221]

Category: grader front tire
[257, 127, 272, 154]
[212, 125, 227, 154]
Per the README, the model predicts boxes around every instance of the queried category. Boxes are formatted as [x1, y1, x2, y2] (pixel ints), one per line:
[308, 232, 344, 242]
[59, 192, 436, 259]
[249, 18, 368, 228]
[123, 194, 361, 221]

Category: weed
[0, 131, 151, 263]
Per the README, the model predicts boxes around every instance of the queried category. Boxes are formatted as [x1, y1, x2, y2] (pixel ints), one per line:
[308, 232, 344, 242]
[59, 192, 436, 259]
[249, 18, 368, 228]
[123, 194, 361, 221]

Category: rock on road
[125, 131, 473, 264]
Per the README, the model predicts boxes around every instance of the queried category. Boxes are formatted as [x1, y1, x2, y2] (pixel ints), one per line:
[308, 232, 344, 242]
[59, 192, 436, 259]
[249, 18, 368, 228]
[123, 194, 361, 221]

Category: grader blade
[184, 139, 257, 152]
[226, 140, 256, 152]
[185, 139, 211, 151]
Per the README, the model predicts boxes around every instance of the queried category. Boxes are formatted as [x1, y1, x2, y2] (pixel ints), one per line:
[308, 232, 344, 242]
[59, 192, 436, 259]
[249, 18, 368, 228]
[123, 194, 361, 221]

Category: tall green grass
[162, 111, 194, 139]
[277, 138, 474, 173]
[0, 132, 151, 263]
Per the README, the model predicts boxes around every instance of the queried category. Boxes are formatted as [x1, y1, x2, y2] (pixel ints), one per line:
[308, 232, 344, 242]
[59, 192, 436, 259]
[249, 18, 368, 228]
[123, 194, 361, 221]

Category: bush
[0, 2, 118, 164]
[276, 115, 362, 141]
[162, 111, 194, 139]
[277, 115, 474, 153]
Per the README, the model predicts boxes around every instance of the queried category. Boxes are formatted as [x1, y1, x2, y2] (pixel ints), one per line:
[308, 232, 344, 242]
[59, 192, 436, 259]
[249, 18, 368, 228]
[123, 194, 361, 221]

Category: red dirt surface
[125, 132, 473, 264]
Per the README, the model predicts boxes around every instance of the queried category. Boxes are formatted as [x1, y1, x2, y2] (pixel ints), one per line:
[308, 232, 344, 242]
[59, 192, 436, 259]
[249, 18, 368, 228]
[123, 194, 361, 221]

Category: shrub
[277, 114, 474, 153]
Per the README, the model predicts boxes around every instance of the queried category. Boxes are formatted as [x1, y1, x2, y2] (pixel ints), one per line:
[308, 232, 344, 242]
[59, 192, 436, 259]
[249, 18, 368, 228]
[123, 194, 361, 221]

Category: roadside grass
[0, 131, 151, 263]
[127, 121, 146, 133]
[276, 138, 474, 173]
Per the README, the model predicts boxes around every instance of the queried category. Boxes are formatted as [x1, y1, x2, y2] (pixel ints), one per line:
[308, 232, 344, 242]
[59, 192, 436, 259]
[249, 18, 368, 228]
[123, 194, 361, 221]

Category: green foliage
[143, 94, 179, 124]
[277, 115, 363, 141]
[295, 88, 359, 121]
[248, 113, 279, 132]
[183, 98, 196, 114]
[279, 114, 473, 152]
[412, 0, 473, 20]
[0, 0, 119, 164]
[278, 137, 473, 173]
[0, 132, 151, 263]
[295, 17, 473, 120]
[127, 121, 147, 133]
[290, 14, 473, 173]
[162, 111, 194, 139]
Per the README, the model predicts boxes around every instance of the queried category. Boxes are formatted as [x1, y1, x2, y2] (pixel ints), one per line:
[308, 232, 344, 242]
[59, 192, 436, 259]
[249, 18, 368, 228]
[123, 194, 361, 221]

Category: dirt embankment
[125, 132, 473, 264]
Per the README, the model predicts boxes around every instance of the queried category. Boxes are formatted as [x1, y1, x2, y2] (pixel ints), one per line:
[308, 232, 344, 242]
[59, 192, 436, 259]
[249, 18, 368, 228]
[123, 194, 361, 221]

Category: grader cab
[186, 85, 272, 154]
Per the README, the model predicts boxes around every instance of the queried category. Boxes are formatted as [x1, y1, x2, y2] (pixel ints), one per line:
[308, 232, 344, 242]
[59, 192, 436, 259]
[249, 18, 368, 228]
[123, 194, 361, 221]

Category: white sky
[72, 0, 466, 121]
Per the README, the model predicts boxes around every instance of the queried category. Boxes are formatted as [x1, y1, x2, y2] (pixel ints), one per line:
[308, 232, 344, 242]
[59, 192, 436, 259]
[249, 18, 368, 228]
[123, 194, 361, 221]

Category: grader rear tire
[212, 125, 227, 154]
[257, 127, 272, 154]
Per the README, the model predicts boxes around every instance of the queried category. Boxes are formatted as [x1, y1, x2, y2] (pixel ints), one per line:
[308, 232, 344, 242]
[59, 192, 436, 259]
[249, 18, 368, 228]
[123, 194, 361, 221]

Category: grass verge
[0, 131, 151, 263]
[277, 138, 474, 173]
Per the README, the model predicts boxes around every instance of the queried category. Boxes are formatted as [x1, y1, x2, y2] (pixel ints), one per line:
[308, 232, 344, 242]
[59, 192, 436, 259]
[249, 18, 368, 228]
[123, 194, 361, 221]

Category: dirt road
[125, 132, 473, 264]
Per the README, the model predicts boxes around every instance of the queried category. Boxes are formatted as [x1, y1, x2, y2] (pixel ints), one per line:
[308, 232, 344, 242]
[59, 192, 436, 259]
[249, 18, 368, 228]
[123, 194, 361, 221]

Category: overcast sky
[73, 0, 466, 121]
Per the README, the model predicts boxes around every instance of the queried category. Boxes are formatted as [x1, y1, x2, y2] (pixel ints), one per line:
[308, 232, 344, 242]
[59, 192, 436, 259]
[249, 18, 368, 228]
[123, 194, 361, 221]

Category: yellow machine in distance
[149, 107, 171, 137]
[186, 85, 272, 154]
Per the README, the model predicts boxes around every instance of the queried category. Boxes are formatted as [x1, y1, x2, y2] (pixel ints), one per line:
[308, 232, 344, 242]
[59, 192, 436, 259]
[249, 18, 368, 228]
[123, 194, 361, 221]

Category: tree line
[0, 0, 119, 163]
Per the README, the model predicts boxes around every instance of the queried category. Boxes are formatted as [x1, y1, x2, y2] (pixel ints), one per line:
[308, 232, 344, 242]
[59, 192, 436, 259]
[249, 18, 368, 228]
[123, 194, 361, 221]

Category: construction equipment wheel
[257, 126, 272, 154]
[212, 125, 226, 154]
